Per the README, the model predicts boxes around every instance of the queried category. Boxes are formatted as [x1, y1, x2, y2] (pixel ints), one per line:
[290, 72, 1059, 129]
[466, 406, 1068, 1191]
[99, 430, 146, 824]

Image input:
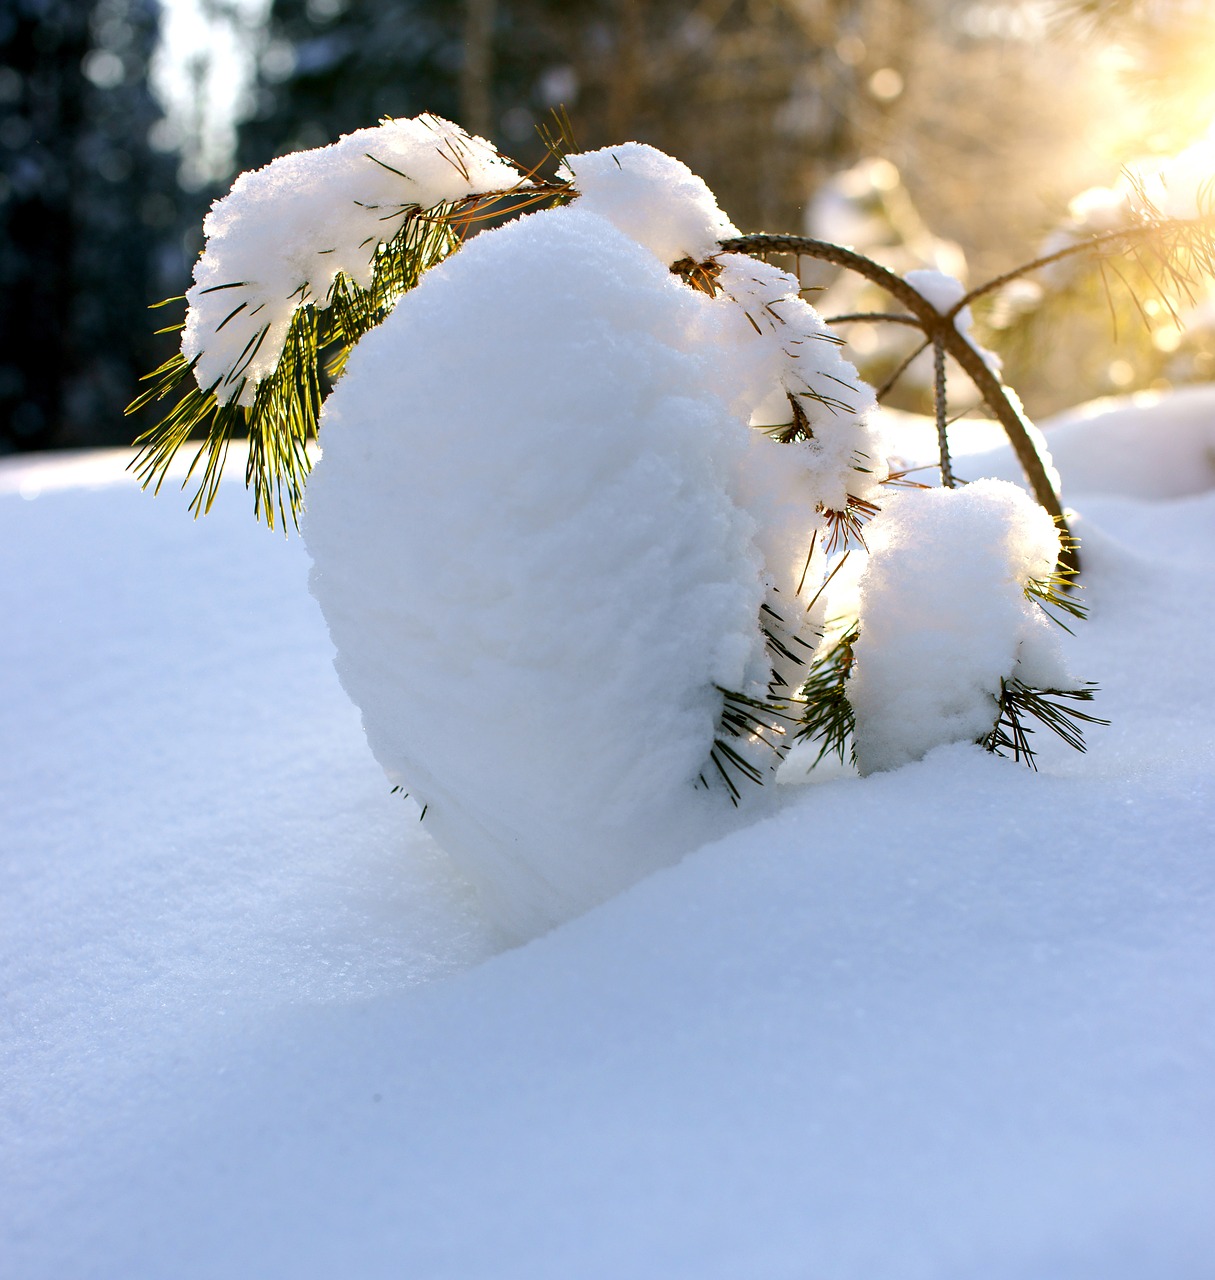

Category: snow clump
[905, 266, 1004, 378]
[303, 202, 778, 939]
[722, 253, 886, 517]
[302, 137, 897, 935]
[181, 119, 1086, 935]
[848, 479, 1068, 774]
[559, 142, 739, 266]
[182, 115, 520, 406]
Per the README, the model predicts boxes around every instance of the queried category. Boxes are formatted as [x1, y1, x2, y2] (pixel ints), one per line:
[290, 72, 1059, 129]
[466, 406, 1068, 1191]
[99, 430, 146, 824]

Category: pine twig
[719, 232, 1076, 576]
[982, 679, 1108, 769]
[795, 622, 859, 767]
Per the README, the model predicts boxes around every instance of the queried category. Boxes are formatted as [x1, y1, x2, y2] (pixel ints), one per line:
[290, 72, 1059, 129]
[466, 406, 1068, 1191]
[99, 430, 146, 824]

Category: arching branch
[719, 233, 1079, 577]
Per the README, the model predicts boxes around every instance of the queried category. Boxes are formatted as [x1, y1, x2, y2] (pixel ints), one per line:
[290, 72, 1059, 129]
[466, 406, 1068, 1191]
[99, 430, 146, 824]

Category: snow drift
[2, 389, 1214, 1278]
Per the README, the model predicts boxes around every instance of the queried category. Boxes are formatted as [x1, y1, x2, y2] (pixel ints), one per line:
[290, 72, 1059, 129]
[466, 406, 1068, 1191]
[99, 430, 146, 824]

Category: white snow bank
[1035, 386, 1215, 501]
[183, 115, 520, 405]
[2, 427, 1214, 1278]
[0, 447, 141, 496]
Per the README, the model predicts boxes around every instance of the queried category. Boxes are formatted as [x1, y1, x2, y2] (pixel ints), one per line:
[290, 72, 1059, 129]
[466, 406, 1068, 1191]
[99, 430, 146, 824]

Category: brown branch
[824, 312, 922, 326]
[952, 215, 1215, 314]
[719, 233, 1078, 576]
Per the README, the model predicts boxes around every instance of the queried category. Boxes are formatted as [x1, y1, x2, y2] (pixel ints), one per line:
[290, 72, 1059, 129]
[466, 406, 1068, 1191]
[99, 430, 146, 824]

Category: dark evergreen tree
[236, 0, 908, 235]
[237, 0, 466, 170]
[0, 0, 179, 452]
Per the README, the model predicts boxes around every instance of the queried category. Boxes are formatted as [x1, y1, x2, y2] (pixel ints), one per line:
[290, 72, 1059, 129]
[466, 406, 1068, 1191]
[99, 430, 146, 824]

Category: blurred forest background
[3, 0, 1215, 453]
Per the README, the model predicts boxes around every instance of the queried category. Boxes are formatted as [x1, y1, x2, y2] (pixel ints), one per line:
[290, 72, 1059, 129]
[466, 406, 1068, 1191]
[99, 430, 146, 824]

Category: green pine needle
[1025, 533, 1087, 633]
[795, 621, 859, 766]
[127, 201, 463, 529]
[700, 685, 795, 805]
[981, 678, 1108, 769]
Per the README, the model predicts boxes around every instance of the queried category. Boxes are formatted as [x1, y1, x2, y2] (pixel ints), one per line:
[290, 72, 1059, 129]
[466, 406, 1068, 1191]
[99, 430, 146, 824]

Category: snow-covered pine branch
[128, 115, 552, 527]
[183, 116, 521, 405]
[129, 113, 1161, 934]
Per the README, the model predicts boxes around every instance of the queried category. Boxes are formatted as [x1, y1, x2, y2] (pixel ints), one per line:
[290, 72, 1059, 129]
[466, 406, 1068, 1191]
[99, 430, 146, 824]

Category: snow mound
[303, 204, 777, 938]
[904, 384, 1215, 502]
[1040, 386, 1215, 501]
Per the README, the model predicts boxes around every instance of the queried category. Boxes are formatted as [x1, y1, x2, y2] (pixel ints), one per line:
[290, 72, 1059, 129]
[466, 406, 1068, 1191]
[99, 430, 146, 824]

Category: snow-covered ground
[2, 388, 1214, 1278]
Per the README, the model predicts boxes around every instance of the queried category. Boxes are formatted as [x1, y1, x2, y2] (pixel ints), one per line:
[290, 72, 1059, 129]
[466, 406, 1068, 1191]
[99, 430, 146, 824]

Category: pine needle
[1025, 531, 1086, 632]
[127, 199, 465, 529]
[700, 685, 795, 805]
[981, 678, 1108, 769]
[795, 622, 859, 766]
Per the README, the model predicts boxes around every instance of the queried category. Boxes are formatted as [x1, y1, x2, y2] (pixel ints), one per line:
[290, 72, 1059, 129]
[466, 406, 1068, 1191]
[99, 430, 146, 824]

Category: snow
[291, 147, 916, 937]
[1036, 127, 1215, 283]
[559, 142, 739, 266]
[183, 115, 520, 404]
[947, 384, 1215, 503]
[905, 266, 967, 316]
[3, 386, 1214, 1277]
[303, 203, 776, 939]
[848, 480, 1067, 774]
[1129, 128, 1215, 221]
[719, 252, 886, 515]
[906, 266, 1004, 378]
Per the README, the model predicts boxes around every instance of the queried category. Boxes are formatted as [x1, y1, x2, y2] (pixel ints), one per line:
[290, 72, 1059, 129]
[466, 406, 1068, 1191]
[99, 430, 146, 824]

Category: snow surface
[3, 388, 1214, 1277]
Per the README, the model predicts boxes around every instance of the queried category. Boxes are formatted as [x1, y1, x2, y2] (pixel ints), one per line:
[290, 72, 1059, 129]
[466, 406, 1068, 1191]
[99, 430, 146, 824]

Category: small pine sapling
[126, 113, 1215, 929]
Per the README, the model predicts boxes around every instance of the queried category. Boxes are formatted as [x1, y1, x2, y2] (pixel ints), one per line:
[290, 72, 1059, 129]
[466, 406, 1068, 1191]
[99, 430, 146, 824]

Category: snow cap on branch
[905, 267, 1003, 379]
[559, 142, 739, 266]
[848, 480, 1068, 774]
[182, 115, 521, 406]
[718, 254, 887, 518]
